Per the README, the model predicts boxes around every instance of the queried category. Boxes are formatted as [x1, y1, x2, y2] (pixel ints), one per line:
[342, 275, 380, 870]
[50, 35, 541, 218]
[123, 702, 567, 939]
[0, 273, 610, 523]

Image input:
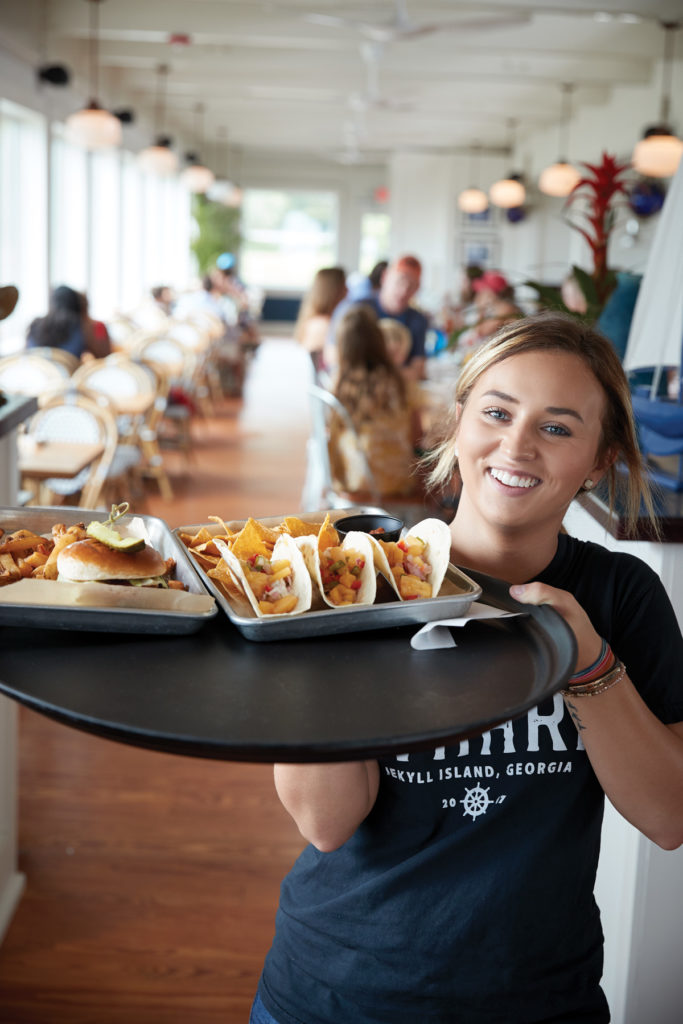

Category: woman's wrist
[561, 659, 626, 699]
[570, 638, 615, 685]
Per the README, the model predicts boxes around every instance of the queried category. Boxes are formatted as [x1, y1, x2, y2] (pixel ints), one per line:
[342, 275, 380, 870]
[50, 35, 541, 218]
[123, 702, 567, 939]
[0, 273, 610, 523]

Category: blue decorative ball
[506, 206, 526, 224]
[628, 181, 665, 218]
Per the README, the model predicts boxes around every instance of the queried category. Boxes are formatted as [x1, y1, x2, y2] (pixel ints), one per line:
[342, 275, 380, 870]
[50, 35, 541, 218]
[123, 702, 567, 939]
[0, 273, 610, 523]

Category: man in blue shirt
[329, 255, 429, 380]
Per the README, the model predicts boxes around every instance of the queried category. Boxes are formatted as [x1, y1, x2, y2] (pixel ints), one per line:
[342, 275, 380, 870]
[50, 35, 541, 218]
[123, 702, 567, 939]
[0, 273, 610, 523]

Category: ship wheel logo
[462, 784, 491, 819]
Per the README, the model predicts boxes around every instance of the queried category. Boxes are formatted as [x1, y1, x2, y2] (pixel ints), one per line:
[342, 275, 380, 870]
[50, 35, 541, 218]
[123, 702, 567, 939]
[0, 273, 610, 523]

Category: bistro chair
[106, 313, 141, 350]
[129, 333, 197, 457]
[302, 384, 448, 528]
[25, 346, 80, 375]
[302, 383, 381, 512]
[22, 390, 119, 509]
[71, 355, 160, 501]
[0, 351, 71, 398]
[163, 319, 216, 413]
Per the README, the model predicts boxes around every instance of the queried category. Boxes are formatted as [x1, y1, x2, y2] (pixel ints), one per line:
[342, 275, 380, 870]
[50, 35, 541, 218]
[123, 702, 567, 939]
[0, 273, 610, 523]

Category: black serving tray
[0, 567, 576, 763]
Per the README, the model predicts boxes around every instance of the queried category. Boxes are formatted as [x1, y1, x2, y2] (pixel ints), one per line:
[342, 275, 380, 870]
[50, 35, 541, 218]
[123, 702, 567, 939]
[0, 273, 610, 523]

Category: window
[120, 152, 145, 312]
[0, 100, 48, 353]
[89, 148, 121, 321]
[358, 211, 391, 276]
[50, 128, 89, 297]
[240, 189, 338, 291]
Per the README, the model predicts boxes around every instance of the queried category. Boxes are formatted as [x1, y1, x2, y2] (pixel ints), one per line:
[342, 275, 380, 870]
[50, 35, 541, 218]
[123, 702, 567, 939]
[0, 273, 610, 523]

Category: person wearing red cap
[455, 269, 522, 360]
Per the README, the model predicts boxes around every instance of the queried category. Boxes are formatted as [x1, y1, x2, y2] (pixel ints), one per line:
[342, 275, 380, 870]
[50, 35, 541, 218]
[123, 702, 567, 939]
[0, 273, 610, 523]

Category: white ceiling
[3, 1, 682, 168]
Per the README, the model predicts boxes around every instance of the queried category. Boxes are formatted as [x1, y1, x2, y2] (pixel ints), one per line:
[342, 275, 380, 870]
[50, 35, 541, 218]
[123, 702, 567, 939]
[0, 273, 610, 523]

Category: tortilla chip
[316, 513, 340, 552]
[278, 516, 322, 539]
[208, 558, 245, 600]
[230, 517, 279, 560]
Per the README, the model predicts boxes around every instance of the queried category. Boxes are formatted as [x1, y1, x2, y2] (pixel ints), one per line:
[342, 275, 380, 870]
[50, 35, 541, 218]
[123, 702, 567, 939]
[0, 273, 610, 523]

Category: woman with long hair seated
[329, 305, 423, 500]
[27, 285, 111, 360]
[294, 266, 347, 375]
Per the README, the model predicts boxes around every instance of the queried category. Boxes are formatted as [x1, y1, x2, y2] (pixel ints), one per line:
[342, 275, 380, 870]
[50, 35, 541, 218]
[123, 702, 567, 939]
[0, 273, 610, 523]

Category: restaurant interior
[1, 2, 683, 1022]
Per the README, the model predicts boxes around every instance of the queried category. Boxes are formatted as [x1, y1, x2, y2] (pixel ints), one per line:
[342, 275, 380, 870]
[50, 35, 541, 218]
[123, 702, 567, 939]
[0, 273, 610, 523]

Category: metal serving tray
[175, 510, 482, 642]
[0, 506, 218, 634]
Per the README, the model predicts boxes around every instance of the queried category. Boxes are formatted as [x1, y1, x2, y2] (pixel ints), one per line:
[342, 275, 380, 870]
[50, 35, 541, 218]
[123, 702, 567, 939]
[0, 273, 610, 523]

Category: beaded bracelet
[561, 660, 627, 699]
[569, 638, 614, 685]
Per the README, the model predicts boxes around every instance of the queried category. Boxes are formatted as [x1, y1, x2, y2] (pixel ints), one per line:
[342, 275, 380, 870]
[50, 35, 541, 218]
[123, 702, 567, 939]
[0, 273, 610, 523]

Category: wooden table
[19, 440, 105, 505]
[18, 440, 105, 481]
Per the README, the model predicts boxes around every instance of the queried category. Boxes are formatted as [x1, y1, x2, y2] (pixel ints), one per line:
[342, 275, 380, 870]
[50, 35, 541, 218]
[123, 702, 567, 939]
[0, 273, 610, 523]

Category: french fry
[0, 552, 21, 585]
[42, 524, 88, 580]
[0, 529, 50, 555]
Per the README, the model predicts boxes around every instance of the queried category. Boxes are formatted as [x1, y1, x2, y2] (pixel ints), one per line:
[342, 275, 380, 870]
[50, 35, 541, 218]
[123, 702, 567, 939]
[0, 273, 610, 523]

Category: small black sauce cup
[334, 513, 404, 544]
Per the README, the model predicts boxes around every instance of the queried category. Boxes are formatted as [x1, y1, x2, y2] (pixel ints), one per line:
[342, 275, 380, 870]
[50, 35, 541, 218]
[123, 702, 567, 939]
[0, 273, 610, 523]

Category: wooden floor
[0, 336, 317, 1023]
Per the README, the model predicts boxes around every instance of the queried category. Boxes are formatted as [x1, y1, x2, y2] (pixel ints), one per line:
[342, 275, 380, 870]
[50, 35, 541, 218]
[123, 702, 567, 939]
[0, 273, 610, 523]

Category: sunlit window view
[240, 189, 338, 290]
[358, 211, 391, 276]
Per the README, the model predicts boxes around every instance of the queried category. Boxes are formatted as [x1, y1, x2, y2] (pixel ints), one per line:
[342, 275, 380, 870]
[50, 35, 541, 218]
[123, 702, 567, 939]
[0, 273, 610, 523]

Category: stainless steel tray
[176, 511, 482, 642]
[0, 506, 218, 634]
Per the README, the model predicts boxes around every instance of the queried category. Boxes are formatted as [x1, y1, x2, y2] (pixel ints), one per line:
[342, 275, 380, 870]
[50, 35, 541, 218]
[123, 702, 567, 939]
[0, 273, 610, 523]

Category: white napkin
[410, 602, 524, 650]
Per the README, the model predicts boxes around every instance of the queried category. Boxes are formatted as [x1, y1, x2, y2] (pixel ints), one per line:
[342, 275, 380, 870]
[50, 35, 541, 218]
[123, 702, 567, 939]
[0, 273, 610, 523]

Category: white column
[0, 401, 29, 943]
[564, 501, 683, 1024]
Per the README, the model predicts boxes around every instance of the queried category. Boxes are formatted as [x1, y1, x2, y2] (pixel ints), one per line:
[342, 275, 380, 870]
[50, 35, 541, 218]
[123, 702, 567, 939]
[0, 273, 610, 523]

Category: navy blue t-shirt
[330, 295, 429, 366]
[259, 535, 683, 1024]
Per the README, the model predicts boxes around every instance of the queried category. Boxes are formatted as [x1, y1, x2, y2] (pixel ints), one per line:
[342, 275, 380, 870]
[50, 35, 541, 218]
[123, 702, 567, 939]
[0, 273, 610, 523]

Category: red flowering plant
[525, 151, 632, 321]
[563, 151, 631, 311]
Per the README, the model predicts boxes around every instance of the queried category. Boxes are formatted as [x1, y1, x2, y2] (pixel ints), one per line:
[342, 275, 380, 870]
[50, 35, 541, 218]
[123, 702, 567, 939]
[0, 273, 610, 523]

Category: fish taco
[369, 517, 451, 601]
[214, 527, 312, 617]
[296, 514, 376, 608]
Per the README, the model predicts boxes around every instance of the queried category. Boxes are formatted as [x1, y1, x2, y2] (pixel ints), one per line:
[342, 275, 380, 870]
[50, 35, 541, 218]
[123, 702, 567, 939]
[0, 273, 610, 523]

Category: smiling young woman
[247, 313, 683, 1024]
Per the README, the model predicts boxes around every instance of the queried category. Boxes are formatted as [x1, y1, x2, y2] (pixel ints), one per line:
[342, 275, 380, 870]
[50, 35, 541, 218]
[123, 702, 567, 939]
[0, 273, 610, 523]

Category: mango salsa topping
[241, 553, 298, 615]
[320, 546, 366, 606]
[380, 536, 432, 600]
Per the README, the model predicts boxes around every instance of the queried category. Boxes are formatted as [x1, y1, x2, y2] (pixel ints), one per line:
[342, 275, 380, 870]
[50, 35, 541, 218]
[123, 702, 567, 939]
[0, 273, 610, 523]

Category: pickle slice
[86, 520, 146, 553]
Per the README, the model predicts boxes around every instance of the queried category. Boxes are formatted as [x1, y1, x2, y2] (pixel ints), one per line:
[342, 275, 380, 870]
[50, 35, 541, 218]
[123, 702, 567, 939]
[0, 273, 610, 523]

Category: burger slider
[57, 537, 186, 589]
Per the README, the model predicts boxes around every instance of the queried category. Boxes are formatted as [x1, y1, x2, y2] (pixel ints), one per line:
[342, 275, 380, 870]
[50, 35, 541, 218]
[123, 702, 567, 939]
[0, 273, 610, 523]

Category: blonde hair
[294, 266, 347, 341]
[427, 311, 658, 538]
[378, 318, 411, 367]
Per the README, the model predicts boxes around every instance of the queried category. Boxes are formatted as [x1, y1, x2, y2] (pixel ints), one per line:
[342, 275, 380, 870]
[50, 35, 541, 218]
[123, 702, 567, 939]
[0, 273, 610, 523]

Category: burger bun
[57, 537, 167, 583]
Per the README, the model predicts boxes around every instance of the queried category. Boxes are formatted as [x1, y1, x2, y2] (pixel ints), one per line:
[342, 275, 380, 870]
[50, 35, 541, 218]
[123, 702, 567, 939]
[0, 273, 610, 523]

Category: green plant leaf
[190, 194, 242, 275]
[523, 280, 569, 313]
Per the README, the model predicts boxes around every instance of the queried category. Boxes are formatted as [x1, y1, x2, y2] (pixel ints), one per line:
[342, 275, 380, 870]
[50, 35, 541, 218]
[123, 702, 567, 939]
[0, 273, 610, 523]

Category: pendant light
[138, 65, 178, 175]
[181, 103, 215, 193]
[632, 21, 683, 178]
[65, 0, 121, 149]
[458, 144, 489, 214]
[489, 121, 526, 209]
[206, 127, 241, 206]
[538, 83, 581, 197]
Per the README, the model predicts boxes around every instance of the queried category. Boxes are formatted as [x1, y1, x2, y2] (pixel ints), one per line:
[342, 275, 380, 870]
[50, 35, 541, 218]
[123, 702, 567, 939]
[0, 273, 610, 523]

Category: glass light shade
[632, 133, 683, 178]
[207, 178, 239, 205]
[66, 104, 122, 149]
[225, 184, 243, 208]
[138, 144, 178, 175]
[181, 163, 215, 193]
[538, 161, 581, 197]
[489, 177, 526, 208]
[458, 187, 489, 213]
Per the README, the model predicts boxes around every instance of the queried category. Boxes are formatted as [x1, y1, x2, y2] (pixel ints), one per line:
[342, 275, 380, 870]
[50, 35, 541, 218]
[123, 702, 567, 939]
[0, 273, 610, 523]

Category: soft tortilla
[368, 517, 451, 600]
[214, 532, 312, 617]
[296, 529, 377, 608]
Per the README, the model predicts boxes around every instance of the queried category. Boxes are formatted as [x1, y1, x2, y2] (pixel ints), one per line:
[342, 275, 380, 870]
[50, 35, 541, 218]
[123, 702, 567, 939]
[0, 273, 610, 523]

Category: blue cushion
[598, 272, 642, 361]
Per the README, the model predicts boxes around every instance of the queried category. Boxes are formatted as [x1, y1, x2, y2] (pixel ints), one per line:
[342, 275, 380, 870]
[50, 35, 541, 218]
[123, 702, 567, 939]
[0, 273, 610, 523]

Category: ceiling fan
[304, 1, 531, 44]
[349, 40, 416, 113]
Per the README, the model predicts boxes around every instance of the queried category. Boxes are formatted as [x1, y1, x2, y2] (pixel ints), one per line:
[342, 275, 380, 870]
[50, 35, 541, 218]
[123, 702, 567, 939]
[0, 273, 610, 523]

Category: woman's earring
[583, 478, 594, 491]
[454, 444, 459, 460]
